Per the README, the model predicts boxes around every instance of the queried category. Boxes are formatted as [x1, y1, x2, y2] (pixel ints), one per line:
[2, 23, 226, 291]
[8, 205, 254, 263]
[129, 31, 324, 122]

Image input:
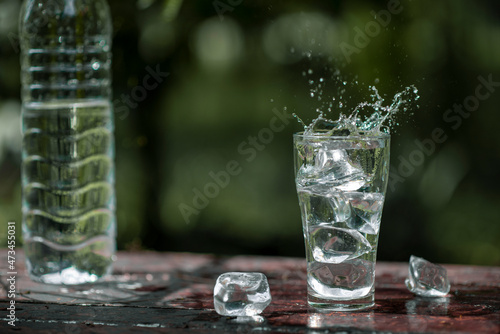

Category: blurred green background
[1, 0, 499, 265]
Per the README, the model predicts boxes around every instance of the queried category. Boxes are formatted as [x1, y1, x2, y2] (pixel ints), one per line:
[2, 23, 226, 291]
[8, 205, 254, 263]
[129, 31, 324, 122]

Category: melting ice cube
[309, 226, 372, 264]
[405, 255, 450, 297]
[214, 272, 272, 317]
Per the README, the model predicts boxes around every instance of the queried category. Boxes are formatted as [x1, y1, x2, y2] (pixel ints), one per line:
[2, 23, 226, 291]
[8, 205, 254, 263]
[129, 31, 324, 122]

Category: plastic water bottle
[19, 0, 115, 284]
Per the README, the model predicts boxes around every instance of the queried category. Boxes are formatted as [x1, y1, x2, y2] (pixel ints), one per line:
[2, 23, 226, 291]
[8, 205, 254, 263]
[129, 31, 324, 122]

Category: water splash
[301, 79, 419, 137]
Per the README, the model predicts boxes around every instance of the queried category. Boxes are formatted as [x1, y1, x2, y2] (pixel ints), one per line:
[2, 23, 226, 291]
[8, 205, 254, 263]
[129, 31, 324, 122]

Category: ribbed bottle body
[20, 0, 115, 284]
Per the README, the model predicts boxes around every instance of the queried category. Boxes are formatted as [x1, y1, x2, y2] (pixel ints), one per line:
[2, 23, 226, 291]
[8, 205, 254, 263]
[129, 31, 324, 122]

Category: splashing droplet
[300, 82, 419, 137]
[293, 113, 307, 129]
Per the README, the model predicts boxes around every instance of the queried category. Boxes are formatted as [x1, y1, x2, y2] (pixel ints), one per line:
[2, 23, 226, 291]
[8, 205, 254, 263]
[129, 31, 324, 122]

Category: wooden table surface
[0, 250, 499, 333]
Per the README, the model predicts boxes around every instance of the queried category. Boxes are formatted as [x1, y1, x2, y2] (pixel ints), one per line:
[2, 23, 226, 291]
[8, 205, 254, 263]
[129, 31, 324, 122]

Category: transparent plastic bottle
[19, 0, 115, 284]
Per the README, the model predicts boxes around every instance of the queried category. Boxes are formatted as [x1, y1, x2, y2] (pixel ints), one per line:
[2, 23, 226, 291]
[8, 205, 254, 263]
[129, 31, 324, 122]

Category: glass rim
[293, 131, 390, 140]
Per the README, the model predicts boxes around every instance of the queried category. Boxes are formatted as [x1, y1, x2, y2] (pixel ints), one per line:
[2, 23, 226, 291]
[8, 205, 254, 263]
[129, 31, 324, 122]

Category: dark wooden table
[1, 250, 499, 333]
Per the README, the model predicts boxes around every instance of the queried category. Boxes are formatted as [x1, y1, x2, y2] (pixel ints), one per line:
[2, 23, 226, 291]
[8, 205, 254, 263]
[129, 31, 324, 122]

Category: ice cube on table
[310, 226, 372, 264]
[405, 255, 450, 297]
[213, 272, 271, 317]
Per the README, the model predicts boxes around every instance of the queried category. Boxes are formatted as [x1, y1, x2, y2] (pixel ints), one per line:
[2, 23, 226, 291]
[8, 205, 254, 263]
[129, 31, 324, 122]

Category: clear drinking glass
[294, 131, 390, 311]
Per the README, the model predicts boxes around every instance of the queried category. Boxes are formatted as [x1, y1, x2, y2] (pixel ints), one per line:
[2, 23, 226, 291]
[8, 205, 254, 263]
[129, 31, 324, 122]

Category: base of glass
[308, 293, 374, 311]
